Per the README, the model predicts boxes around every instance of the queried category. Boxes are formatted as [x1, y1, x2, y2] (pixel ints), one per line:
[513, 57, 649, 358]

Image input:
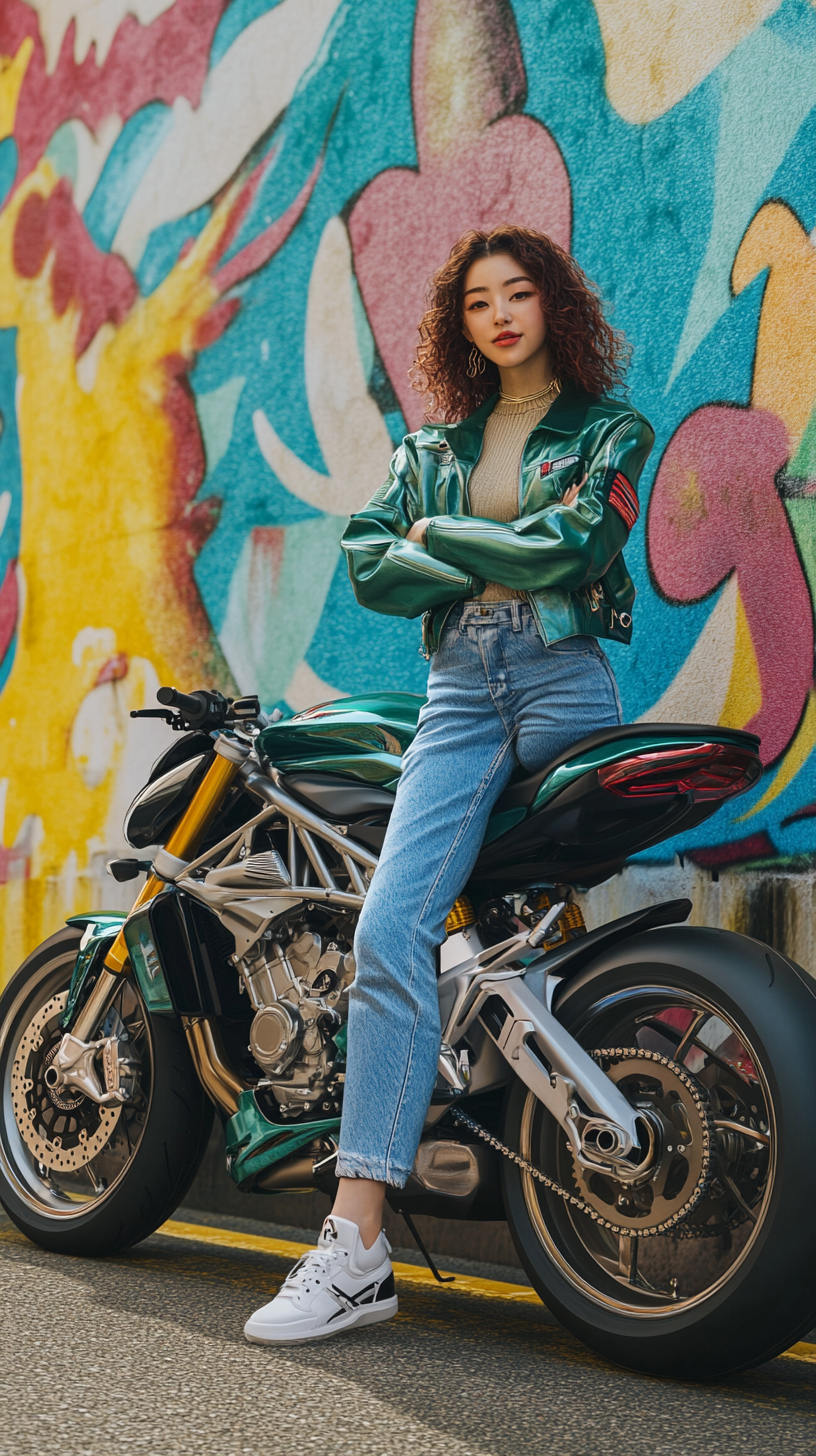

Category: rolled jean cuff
[335, 1151, 412, 1188]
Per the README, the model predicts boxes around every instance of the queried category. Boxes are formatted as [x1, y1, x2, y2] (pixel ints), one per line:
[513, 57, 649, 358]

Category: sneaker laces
[281, 1239, 347, 1297]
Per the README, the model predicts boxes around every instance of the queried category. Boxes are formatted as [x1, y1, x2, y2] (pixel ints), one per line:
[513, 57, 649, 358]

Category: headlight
[124, 754, 210, 849]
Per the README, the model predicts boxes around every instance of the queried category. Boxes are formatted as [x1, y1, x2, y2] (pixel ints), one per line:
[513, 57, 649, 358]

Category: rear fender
[534, 898, 692, 989]
[552, 922, 813, 1017]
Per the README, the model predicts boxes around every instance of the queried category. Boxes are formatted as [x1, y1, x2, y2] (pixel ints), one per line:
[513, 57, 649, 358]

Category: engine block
[239, 921, 355, 1118]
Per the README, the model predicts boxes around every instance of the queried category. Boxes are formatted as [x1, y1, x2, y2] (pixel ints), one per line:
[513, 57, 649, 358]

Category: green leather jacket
[341, 382, 654, 656]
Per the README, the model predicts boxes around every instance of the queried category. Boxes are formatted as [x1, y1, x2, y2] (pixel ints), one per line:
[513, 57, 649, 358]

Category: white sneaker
[244, 1216, 398, 1346]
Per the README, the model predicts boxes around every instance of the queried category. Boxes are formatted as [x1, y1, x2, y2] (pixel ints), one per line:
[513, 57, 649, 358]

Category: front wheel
[501, 927, 816, 1379]
[0, 926, 213, 1255]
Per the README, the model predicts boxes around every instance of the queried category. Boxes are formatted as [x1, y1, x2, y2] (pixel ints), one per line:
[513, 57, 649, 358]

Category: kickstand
[401, 1210, 455, 1284]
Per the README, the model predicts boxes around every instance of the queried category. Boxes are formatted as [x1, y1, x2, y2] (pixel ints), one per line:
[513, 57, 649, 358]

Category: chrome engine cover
[249, 1002, 303, 1075]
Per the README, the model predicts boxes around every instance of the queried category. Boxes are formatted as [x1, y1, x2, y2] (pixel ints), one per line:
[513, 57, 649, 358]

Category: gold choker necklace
[500, 378, 560, 403]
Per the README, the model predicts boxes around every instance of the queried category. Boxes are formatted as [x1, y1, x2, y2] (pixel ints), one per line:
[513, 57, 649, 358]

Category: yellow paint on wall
[741, 689, 816, 818]
[718, 584, 762, 731]
[592, 0, 782, 124]
[732, 201, 816, 452]
[0, 37, 33, 141]
[0, 163, 240, 981]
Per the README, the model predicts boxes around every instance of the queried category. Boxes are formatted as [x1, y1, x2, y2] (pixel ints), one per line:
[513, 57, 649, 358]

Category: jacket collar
[439, 379, 595, 462]
[535, 379, 596, 435]
[432, 392, 496, 467]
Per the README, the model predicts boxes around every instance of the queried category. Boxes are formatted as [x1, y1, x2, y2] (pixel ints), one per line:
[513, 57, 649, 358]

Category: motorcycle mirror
[230, 696, 262, 721]
[106, 858, 152, 882]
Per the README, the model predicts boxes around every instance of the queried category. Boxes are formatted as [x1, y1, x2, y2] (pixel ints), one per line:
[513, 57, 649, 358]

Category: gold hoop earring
[467, 345, 485, 379]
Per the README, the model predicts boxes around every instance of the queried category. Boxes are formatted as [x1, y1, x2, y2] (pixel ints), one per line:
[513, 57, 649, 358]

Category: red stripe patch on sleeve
[607, 470, 639, 530]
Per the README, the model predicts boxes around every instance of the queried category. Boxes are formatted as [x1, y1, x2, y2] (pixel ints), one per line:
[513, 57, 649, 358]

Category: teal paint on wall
[0, 0, 815, 962]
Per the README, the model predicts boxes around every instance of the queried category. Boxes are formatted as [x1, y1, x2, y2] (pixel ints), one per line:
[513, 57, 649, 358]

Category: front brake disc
[10, 992, 121, 1172]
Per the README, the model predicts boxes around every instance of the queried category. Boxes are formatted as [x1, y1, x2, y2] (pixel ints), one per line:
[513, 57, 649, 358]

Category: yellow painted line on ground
[159, 1218, 541, 1302]
[782, 1342, 816, 1365]
[158, 1221, 816, 1351]
[161, 1219, 313, 1265]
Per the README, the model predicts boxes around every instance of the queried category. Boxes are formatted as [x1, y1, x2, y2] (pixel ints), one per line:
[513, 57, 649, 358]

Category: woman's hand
[407, 517, 431, 545]
[562, 472, 587, 508]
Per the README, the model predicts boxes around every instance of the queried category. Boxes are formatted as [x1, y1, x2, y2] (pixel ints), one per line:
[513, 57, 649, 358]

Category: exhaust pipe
[182, 1016, 245, 1117]
[254, 1155, 321, 1193]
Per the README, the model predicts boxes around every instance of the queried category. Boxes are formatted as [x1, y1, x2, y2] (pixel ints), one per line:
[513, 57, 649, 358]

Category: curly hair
[411, 226, 629, 423]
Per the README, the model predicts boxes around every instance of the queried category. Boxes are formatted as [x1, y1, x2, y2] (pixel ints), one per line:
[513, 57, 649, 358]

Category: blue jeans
[336, 600, 622, 1186]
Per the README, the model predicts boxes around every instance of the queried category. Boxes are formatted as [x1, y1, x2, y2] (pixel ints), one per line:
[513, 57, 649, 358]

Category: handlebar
[131, 687, 263, 732]
[156, 686, 206, 720]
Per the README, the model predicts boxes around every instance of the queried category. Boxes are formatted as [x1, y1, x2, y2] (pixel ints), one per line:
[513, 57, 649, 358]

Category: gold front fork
[72, 751, 242, 1041]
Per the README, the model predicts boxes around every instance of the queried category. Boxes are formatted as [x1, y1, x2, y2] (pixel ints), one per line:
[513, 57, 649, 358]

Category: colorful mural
[0, 0, 814, 980]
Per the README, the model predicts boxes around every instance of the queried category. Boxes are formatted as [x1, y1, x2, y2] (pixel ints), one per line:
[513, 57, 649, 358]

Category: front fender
[62, 913, 126, 1029]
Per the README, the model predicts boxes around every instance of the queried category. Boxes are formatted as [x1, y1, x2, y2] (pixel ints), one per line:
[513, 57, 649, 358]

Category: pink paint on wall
[648, 404, 813, 764]
[212, 156, 323, 297]
[0, 562, 18, 667]
[94, 652, 128, 686]
[349, 0, 571, 429]
[1, 0, 225, 186]
[248, 527, 286, 605]
[13, 179, 136, 354]
[350, 118, 571, 430]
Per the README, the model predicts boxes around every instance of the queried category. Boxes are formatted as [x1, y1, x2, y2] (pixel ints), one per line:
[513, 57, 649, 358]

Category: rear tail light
[598, 743, 760, 802]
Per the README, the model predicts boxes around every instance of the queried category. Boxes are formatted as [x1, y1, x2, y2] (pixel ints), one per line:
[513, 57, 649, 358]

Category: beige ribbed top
[468, 386, 556, 601]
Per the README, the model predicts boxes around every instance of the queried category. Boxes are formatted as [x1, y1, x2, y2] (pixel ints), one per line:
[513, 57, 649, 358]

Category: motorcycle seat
[493, 721, 755, 813]
[281, 722, 758, 825]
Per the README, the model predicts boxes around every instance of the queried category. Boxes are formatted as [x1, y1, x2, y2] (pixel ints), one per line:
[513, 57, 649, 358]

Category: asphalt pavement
[1, 1205, 814, 1456]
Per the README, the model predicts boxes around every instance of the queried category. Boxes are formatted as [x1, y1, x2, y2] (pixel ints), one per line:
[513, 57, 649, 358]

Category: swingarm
[439, 910, 646, 1175]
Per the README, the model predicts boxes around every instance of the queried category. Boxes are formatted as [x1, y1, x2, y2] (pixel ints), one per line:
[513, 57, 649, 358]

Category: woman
[245, 225, 654, 1345]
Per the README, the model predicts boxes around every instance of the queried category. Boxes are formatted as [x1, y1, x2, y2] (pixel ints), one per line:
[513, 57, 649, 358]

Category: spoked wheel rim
[520, 985, 775, 1316]
[0, 951, 153, 1219]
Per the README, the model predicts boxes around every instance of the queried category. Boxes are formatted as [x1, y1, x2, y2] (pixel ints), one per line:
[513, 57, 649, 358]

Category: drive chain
[451, 1047, 714, 1239]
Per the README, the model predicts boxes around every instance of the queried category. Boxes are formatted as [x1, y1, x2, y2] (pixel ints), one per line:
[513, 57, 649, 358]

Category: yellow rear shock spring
[445, 895, 476, 935]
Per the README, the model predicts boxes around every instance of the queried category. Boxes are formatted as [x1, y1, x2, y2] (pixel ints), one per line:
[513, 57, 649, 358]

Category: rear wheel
[0, 926, 213, 1255]
[501, 928, 816, 1378]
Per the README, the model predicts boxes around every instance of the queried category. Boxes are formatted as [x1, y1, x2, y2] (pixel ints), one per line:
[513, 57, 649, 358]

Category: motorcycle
[2, 684, 816, 1379]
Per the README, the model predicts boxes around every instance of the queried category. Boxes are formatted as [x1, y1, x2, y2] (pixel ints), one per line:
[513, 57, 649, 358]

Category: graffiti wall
[0, 0, 814, 981]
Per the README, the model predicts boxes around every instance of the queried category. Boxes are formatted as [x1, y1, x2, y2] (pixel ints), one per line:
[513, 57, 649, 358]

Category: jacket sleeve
[340, 440, 484, 618]
[424, 414, 654, 593]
